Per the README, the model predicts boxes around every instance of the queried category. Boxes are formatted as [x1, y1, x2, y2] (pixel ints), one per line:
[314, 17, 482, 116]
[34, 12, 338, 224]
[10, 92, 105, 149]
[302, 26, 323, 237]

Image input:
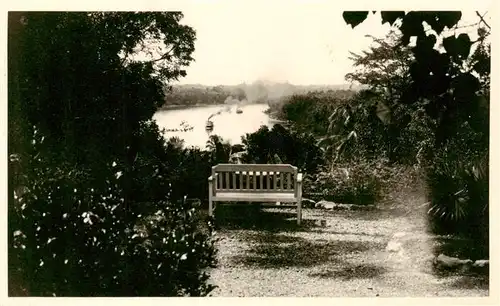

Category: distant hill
[161, 81, 365, 108]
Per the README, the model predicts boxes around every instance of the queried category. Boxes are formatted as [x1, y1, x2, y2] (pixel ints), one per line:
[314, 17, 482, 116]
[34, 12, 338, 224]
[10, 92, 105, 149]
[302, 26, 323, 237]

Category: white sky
[176, 5, 491, 85]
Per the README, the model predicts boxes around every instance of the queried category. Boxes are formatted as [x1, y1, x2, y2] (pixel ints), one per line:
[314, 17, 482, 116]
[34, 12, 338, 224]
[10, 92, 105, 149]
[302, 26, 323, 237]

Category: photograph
[7, 6, 491, 298]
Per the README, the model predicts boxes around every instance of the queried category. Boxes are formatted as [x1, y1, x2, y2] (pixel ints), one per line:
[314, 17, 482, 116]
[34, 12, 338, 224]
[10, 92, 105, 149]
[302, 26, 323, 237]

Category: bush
[242, 124, 323, 173]
[9, 129, 217, 297]
[303, 158, 425, 206]
[426, 149, 488, 241]
[304, 159, 385, 205]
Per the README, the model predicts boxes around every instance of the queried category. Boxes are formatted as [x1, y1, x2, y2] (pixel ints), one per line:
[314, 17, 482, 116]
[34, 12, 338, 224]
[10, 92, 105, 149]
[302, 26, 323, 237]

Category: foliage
[305, 168, 379, 206]
[206, 135, 232, 164]
[241, 125, 323, 173]
[426, 141, 488, 238]
[8, 12, 218, 296]
[342, 11, 490, 148]
[10, 128, 217, 296]
[342, 11, 490, 240]
[304, 158, 407, 205]
[345, 30, 414, 98]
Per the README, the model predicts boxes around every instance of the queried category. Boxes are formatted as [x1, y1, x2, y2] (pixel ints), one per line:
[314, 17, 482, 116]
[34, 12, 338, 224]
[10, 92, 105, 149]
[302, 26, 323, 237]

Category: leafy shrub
[242, 124, 323, 173]
[9, 129, 217, 297]
[304, 159, 385, 205]
[303, 158, 425, 206]
[426, 149, 488, 241]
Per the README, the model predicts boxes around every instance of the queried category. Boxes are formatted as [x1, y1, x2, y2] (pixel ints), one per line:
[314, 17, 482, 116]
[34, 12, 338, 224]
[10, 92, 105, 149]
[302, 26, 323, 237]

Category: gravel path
[206, 206, 489, 297]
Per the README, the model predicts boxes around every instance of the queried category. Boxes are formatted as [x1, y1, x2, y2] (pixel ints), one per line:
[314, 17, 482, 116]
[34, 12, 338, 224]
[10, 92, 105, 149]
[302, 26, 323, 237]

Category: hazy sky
[175, 4, 491, 86]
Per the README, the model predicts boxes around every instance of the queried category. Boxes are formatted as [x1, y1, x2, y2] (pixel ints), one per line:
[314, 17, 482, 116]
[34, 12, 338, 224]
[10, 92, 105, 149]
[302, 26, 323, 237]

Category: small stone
[386, 240, 402, 252]
[434, 254, 473, 269]
[473, 259, 489, 268]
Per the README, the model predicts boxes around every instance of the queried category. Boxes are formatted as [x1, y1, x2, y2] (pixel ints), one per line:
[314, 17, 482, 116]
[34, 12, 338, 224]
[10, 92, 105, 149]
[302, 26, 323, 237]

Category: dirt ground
[206, 205, 489, 297]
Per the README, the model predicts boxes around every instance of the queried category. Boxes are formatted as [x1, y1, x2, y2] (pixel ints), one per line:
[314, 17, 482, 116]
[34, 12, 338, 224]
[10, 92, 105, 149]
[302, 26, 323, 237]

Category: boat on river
[236, 107, 243, 114]
[205, 120, 214, 129]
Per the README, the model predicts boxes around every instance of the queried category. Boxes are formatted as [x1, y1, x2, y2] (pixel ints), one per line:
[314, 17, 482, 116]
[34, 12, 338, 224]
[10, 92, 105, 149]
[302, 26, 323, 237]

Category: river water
[153, 103, 275, 149]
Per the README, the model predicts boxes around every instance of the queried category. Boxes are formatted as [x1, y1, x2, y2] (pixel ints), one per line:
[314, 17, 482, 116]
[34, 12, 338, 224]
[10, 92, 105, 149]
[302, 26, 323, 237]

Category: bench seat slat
[213, 192, 297, 202]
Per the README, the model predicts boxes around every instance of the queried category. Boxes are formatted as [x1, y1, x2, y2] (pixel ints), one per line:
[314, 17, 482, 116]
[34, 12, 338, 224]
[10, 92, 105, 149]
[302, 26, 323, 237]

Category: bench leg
[209, 199, 214, 217]
[297, 199, 302, 225]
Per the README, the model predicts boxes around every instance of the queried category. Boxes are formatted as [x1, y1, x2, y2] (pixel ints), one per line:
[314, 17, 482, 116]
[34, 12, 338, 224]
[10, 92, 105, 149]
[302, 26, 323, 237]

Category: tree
[345, 30, 414, 101]
[9, 12, 217, 296]
[341, 31, 435, 164]
[342, 11, 490, 147]
[342, 10, 490, 168]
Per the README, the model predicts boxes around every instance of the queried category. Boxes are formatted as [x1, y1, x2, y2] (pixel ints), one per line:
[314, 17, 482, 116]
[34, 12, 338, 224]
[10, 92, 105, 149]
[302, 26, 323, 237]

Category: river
[153, 103, 276, 148]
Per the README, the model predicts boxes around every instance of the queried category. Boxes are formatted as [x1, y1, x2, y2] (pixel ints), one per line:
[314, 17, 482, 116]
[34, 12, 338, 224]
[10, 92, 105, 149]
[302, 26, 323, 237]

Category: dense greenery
[266, 11, 490, 242]
[341, 11, 489, 241]
[9, 12, 217, 296]
[241, 124, 323, 173]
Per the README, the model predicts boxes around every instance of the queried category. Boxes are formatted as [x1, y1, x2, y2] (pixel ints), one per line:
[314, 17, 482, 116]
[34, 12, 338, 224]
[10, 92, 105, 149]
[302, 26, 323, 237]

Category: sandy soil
[206, 206, 489, 297]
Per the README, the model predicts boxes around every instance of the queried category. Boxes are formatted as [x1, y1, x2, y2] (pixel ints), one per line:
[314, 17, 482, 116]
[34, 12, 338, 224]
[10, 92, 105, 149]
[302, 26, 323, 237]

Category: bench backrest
[212, 164, 298, 193]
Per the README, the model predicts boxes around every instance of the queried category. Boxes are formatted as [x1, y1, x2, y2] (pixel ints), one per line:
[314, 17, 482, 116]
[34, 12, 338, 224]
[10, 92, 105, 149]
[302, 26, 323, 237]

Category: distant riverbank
[159, 103, 224, 111]
[159, 102, 270, 111]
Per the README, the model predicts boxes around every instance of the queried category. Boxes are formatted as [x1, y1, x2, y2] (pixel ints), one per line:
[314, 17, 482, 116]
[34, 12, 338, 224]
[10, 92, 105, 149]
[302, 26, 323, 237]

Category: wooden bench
[208, 164, 303, 225]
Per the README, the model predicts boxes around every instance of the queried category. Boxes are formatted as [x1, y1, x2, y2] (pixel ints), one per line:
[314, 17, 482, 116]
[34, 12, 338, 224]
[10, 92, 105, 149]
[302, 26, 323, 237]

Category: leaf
[343, 11, 369, 28]
[443, 35, 462, 60]
[421, 12, 445, 34]
[455, 33, 472, 58]
[381, 11, 405, 25]
[429, 52, 451, 77]
[438, 11, 462, 29]
[451, 73, 481, 100]
[401, 12, 425, 39]
[417, 34, 437, 52]
[347, 130, 358, 140]
[427, 74, 451, 96]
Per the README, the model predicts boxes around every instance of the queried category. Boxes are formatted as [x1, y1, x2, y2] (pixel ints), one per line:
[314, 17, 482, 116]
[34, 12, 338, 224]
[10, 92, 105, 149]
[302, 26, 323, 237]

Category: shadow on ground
[231, 234, 385, 269]
[306, 229, 385, 237]
[449, 275, 489, 291]
[213, 204, 318, 232]
[308, 264, 388, 280]
[432, 236, 489, 261]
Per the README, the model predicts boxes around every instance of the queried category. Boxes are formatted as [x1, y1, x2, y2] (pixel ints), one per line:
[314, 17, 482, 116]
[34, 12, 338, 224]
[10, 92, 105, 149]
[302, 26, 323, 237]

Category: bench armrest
[208, 173, 219, 182]
[296, 173, 303, 183]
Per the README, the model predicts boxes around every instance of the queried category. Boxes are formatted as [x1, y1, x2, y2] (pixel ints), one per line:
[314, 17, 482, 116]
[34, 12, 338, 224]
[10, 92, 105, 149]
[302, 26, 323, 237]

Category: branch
[476, 11, 491, 29]
[148, 45, 175, 63]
